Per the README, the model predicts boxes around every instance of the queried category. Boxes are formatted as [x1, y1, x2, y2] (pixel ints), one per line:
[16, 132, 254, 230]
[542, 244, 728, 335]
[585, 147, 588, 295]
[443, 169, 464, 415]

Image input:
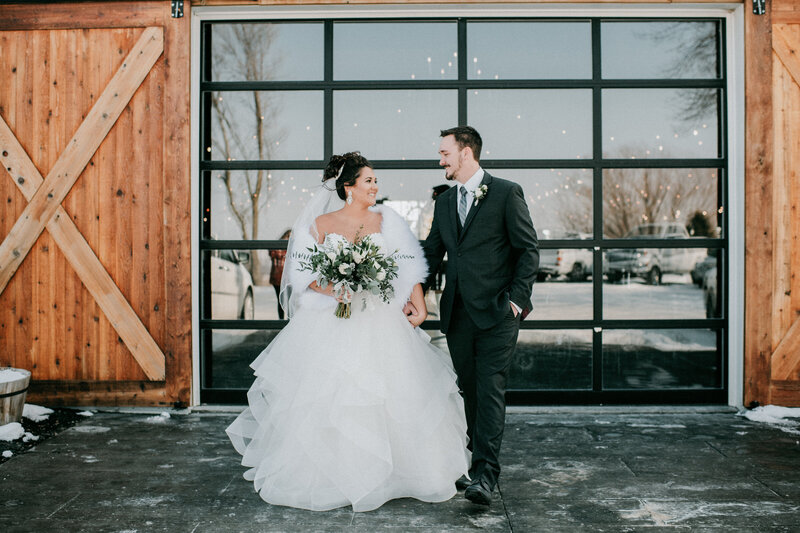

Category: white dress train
[226, 206, 469, 512]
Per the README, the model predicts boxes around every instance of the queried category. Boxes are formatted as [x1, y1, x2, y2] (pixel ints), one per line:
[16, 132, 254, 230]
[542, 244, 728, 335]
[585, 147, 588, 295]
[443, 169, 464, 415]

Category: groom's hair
[440, 126, 482, 162]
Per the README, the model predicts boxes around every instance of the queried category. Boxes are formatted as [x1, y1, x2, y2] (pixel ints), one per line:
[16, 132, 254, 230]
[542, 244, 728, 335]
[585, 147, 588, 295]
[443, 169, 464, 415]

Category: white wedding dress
[226, 204, 469, 512]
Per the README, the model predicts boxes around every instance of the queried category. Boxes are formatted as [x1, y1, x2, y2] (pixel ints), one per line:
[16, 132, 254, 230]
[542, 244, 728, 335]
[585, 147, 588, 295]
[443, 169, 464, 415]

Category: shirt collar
[461, 168, 484, 193]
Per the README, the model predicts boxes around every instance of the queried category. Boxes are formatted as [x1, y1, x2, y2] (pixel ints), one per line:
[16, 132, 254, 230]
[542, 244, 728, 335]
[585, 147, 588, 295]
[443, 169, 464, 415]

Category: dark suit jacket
[423, 172, 539, 333]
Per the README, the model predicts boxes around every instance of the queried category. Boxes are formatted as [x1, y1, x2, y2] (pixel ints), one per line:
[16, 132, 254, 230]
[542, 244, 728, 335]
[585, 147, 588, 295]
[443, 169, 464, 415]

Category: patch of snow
[22, 432, 38, 443]
[629, 423, 687, 429]
[129, 496, 171, 506]
[0, 369, 27, 383]
[107, 439, 119, 444]
[82, 455, 99, 463]
[0, 422, 24, 442]
[68, 425, 111, 434]
[738, 405, 800, 436]
[144, 412, 171, 424]
[158, 464, 174, 469]
[2, 450, 12, 458]
[77, 411, 94, 417]
[23, 404, 53, 422]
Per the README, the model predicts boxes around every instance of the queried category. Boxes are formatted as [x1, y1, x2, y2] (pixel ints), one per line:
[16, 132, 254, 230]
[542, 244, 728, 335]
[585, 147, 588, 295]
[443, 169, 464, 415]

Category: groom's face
[438, 135, 466, 182]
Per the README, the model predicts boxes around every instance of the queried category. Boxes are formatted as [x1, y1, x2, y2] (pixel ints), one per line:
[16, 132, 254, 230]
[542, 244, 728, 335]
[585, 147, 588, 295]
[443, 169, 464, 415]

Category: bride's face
[347, 167, 379, 207]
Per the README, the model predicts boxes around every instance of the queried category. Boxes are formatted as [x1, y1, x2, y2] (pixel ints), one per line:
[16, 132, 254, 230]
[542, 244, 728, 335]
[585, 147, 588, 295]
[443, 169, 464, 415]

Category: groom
[409, 126, 539, 505]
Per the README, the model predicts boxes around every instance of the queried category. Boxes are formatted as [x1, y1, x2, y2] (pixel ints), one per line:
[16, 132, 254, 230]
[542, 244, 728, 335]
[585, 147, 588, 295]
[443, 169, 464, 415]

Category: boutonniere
[474, 184, 489, 205]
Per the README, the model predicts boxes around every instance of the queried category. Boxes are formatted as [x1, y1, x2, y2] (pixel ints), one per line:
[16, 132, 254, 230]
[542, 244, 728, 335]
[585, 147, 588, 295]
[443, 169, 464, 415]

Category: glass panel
[334, 22, 457, 80]
[204, 250, 282, 320]
[208, 170, 323, 241]
[333, 90, 457, 159]
[603, 248, 720, 319]
[603, 329, 721, 389]
[208, 329, 277, 389]
[211, 23, 323, 81]
[209, 91, 323, 161]
[534, 250, 594, 319]
[603, 168, 721, 239]
[509, 330, 593, 390]
[501, 169, 593, 239]
[603, 89, 719, 159]
[602, 21, 719, 79]
[373, 169, 454, 239]
[469, 90, 593, 159]
[468, 21, 591, 80]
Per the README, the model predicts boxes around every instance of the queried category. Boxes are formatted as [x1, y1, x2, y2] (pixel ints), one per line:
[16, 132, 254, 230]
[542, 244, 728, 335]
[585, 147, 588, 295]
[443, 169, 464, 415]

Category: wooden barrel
[0, 368, 31, 425]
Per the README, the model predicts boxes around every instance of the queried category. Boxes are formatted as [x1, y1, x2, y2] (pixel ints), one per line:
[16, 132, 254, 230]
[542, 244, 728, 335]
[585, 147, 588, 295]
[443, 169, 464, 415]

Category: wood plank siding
[0, 2, 191, 406]
[743, 0, 800, 407]
[1, 0, 799, 407]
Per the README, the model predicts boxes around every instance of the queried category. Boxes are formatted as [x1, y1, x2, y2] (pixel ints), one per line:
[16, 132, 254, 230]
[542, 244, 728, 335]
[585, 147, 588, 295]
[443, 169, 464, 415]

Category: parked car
[538, 248, 593, 282]
[604, 223, 705, 285]
[691, 254, 717, 286]
[211, 249, 255, 319]
[703, 267, 719, 318]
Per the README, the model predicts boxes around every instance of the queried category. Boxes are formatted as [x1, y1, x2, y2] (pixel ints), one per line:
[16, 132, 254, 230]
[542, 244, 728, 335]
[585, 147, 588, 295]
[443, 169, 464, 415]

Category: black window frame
[198, 17, 728, 405]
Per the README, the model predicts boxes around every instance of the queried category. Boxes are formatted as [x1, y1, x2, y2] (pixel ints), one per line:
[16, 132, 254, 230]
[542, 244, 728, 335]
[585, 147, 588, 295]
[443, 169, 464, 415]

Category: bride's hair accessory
[323, 152, 372, 201]
[346, 190, 353, 205]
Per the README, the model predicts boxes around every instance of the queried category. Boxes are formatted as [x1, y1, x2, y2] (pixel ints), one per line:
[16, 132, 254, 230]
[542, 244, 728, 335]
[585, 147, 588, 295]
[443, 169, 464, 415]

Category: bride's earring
[346, 190, 353, 205]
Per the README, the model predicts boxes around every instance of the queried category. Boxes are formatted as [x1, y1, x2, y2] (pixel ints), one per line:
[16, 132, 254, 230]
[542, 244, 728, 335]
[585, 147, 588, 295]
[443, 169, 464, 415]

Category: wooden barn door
[0, 2, 191, 406]
[745, 1, 800, 407]
[768, 19, 800, 405]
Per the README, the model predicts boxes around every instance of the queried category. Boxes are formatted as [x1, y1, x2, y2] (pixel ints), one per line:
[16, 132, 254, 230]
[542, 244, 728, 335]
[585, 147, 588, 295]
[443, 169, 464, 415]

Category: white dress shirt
[458, 168, 485, 220]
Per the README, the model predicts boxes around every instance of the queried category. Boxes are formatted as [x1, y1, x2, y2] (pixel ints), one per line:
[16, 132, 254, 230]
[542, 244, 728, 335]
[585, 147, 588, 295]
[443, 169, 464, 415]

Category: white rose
[352, 251, 363, 264]
[376, 270, 386, 281]
[326, 252, 337, 262]
[338, 264, 350, 275]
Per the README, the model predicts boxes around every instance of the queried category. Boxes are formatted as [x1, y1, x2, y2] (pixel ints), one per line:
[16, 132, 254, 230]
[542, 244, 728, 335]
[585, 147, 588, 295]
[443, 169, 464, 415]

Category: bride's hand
[406, 308, 427, 328]
[405, 285, 428, 327]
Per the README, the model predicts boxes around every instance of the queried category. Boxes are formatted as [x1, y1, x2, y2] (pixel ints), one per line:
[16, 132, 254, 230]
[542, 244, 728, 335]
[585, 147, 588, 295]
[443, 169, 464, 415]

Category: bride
[226, 152, 469, 512]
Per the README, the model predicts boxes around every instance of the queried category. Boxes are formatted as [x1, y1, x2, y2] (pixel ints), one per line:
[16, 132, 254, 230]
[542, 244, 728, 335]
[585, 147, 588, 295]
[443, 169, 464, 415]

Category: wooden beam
[0, 27, 163, 295]
[772, 0, 800, 24]
[190, 0, 741, 5]
[27, 380, 170, 407]
[0, 117, 166, 382]
[771, 316, 800, 380]
[0, 2, 165, 31]
[743, 3, 774, 406]
[161, 2, 193, 404]
[769, 380, 800, 407]
[773, 24, 800, 87]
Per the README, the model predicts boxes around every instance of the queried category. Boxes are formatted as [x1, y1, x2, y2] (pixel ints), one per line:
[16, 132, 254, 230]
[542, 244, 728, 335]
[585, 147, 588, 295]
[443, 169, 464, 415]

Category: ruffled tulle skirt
[226, 298, 469, 512]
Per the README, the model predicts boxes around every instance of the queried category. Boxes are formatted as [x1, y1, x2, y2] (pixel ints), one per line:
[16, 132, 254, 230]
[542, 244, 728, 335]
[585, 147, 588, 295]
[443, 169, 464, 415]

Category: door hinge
[753, 0, 766, 15]
[171, 0, 184, 19]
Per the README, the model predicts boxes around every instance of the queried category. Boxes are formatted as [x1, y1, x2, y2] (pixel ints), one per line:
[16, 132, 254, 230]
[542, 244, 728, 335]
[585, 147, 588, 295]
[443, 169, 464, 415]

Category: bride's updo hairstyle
[323, 152, 372, 201]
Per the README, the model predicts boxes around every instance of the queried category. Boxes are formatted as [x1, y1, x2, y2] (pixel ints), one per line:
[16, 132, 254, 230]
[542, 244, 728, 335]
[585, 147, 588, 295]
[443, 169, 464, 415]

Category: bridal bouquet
[299, 234, 399, 318]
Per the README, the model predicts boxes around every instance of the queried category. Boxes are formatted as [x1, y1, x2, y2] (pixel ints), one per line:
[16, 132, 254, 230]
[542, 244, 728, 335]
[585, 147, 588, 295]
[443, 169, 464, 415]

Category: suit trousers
[445, 292, 521, 490]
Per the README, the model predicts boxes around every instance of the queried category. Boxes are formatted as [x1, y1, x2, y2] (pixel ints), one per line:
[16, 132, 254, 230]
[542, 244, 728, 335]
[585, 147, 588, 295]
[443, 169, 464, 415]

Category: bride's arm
[406, 283, 427, 327]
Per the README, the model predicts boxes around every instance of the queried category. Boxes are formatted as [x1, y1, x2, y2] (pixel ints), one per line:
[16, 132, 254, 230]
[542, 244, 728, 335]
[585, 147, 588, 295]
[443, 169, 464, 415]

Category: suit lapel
[448, 187, 460, 241]
[458, 172, 493, 243]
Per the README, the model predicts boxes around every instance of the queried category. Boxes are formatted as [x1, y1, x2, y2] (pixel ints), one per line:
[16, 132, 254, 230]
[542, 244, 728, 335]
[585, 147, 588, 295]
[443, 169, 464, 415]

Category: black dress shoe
[455, 475, 471, 491]
[464, 478, 492, 506]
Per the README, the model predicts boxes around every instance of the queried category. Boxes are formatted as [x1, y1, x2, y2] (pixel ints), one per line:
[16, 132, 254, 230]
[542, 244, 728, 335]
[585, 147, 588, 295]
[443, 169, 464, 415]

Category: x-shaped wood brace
[0, 27, 165, 380]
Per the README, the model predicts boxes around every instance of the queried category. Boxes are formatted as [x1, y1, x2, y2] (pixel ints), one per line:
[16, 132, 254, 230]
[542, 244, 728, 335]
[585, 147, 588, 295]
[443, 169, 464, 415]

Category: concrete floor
[1, 408, 799, 532]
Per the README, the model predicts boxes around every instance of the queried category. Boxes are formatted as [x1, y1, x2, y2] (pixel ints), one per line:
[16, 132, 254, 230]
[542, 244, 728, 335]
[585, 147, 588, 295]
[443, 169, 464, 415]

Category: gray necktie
[458, 187, 468, 226]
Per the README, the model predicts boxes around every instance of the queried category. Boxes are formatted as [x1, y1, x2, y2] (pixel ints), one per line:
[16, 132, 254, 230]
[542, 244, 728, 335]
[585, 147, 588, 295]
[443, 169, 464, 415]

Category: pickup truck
[603, 223, 705, 285]
[538, 248, 593, 282]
